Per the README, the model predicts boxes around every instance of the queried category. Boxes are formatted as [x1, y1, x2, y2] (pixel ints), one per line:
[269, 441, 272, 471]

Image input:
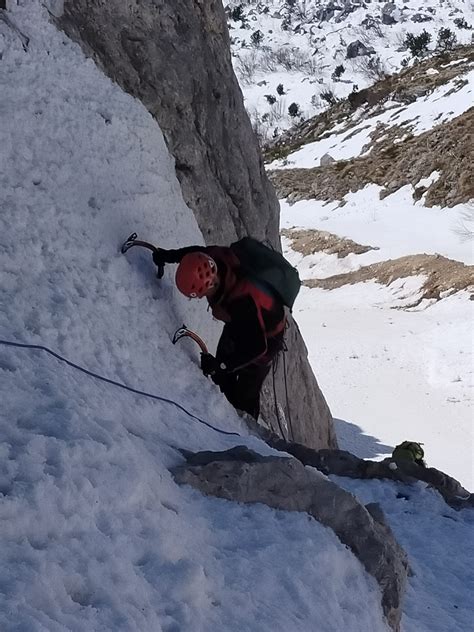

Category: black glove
[200, 353, 222, 377]
[152, 248, 167, 267]
[152, 249, 167, 278]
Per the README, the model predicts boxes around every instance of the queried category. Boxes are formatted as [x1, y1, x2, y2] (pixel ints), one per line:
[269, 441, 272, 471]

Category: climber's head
[175, 252, 219, 299]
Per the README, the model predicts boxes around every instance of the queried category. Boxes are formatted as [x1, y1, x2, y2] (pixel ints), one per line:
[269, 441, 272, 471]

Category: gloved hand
[152, 249, 167, 278]
[152, 248, 167, 267]
[200, 353, 222, 377]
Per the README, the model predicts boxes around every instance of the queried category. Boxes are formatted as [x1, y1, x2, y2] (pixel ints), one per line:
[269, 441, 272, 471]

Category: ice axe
[121, 232, 165, 278]
[172, 325, 208, 354]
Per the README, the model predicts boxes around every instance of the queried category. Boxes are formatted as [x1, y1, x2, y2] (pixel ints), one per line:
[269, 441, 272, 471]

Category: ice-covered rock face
[58, 0, 337, 450]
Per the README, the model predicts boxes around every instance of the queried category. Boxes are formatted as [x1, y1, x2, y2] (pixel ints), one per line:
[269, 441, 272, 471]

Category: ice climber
[152, 239, 299, 420]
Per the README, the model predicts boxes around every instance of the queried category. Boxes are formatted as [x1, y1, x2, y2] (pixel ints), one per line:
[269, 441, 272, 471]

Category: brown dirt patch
[304, 254, 474, 304]
[268, 107, 474, 208]
[281, 228, 378, 258]
[264, 45, 474, 163]
[265, 45, 474, 208]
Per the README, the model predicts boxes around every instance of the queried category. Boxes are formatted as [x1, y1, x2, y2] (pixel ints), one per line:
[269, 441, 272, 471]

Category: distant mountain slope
[266, 45, 473, 210]
[225, 0, 474, 142]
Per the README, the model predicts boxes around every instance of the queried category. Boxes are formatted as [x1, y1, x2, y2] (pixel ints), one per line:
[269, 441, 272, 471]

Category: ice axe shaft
[121, 232, 157, 254]
[172, 326, 208, 354]
[121, 232, 164, 278]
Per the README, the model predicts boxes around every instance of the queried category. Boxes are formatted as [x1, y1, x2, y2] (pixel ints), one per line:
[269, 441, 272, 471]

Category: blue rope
[0, 338, 241, 438]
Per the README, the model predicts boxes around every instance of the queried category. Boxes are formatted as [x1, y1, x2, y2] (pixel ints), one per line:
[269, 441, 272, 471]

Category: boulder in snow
[315, 2, 340, 22]
[346, 39, 375, 59]
[320, 152, 336, 166]
[381, 3, 398, 25]
[173, 446, 409, 631]
[411, 13, 433, 23]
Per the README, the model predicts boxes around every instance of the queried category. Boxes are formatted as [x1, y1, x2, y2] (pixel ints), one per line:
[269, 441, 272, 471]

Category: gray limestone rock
[43, 0, 64, 17]
[173, 446, 409, 631]
[316, 6, 336, 22]
[257, 430, 473, 511]
[411, 13, 433, 23]
[320, 152, 335, 166]
[334, 3, 359, 24]
[58, 0, 336, 449]
[381, 3, 397, 25]
[346, 39, 376, 58]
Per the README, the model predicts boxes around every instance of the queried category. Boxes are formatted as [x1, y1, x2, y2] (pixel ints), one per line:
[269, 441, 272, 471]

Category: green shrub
[437, 28, 457, 51]
[288, 102, 301, 117]
[405, 30, 432, 57]
[230, 5, 244, 21]
[250, 30, 264, 47]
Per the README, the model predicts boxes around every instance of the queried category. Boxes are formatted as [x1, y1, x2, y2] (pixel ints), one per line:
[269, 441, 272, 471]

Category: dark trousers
[212, 362, 271, 420]
[213, 327, 284, 419]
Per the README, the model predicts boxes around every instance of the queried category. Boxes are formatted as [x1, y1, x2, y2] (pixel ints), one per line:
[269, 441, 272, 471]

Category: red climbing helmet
[175, 252, 218, 298]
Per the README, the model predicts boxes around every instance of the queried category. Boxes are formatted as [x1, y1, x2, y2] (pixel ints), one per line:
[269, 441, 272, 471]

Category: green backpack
[230, 237, 301, 310]
[392, 441, 425, 465]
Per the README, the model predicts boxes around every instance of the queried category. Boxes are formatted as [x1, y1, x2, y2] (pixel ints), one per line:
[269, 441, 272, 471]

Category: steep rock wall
[58, 0, 336, 449]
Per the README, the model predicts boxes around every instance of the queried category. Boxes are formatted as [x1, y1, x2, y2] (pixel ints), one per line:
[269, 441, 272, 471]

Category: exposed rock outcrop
[281, 227, 378, 258]
[346, 39, 375, 59]
[243, 418, 473, 510]
[320, 152, 335, 166]
[265, 439, 474, 511]
[381, 3, 398, 25]
[264, 46, 474, 165]
[268, 108, 474, 209]
[58, 0, 336, 449]
[173, 446, 409, 631]
[411, 13, 433, 23]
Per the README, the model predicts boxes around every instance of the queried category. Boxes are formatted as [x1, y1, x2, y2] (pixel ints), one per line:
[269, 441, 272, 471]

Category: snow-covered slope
[229, 3, 474, 490]
[226, 0, 474, 141]
[0, 4, 472, 632]
[0, 4, 392, 631]
[268, 66, 474, 169]
[267, 54, 474, 488]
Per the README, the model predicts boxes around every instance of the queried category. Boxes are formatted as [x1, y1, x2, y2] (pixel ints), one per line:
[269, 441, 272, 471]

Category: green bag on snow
[392, 441, 425, 465]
